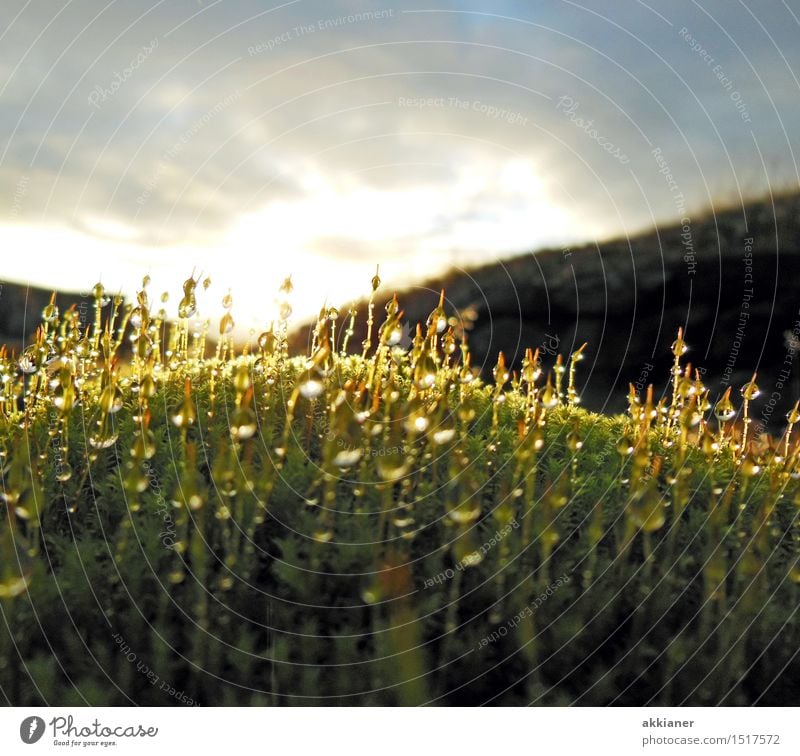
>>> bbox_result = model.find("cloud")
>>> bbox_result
[0,0,798,321]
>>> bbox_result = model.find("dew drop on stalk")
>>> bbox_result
[332,448,363,468]
[229,407,257,440]
[616,436,634,456]
[740,377,760,400]
[178,295,197,319]
[299,375,325,399]
[130,430,157,460]
[99,384,123,414]
[219,313,235,336]
[540,379,558,409]
[567,431,583,452]
[124,467,149,493]
[701,432,718,456]
[171,397,196,428]
[361,586,381,604]
[376,457,410,482]
[460,550,483,567]
[129,307,143,328]
[714,389,736,422]
[139,375,156,399]
[671,333,688,357]
[432,427,457,445]
[448,501,481,525]
[405,414,429,434]
[89,432,119,450]
[18,352,37,374]
[740,455,761,477]
[42,302,59,323]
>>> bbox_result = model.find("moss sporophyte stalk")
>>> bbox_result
[1,272,799,705]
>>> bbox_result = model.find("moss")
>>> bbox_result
[1,282,799,705]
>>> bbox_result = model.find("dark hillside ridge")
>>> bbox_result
[0,282,95,352]
[294,192,800,430]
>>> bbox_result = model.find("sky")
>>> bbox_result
[1,0,799,328]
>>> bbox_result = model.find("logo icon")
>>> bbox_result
[20,716,45,744]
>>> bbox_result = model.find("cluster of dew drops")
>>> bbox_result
[3,269,800,598]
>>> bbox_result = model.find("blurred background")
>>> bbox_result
[1,0,799,421]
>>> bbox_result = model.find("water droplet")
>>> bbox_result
[448,502,481,525]
[130,430,157,460]
[376,458,409,481]
[405,414,429,434]
[740,455,761,477]
[332,448,363,468]
[299,375,325,399]
[42,302,59,323]
[432,427,456,445]
[361,586,381,604]
[56,463,73,483]
[740,375,760,400]
[616,436,634,456]
[219,313,235,336]
[714,388,736,422]
[567,431,583,452]
[229,407,257,440]
[459,550,483,567]
[178,295,197,319]
[129,307,144,328]
[18,351,37,374]
[99,384,124,414]
[89,432,119,449]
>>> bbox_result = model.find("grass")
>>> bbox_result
[1,276,800,706]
